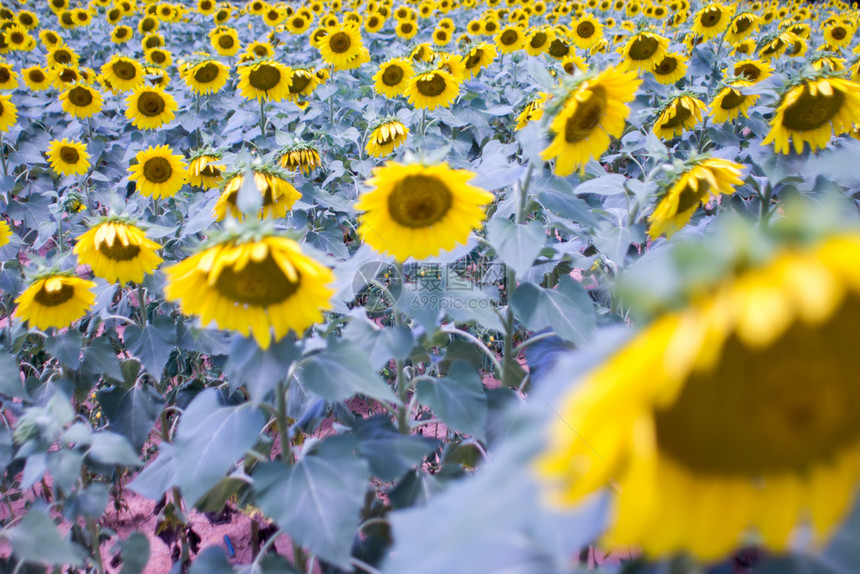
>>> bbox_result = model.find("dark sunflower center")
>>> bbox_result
[659,102,693,129]
[137,91,165,116]
[116,28,128,38]
[218,35,234,49]
[108,8,120,19]
[54,49,72,64]
[416,73,447,97]
[733,15,753,33]
[656,296,860,475]
[700,7,722,27]
[143,157,173,183]
[676,176,710,213]
[201,0,212,8]
[289,73,311,93]
[720,89,746,110]
[68,86,94,107]
[28,70,45,83]
[141,18,155,31]
[577,21,595,38]
[629,35,658,60]
[485,21,497,32]
[34,282,75,307]
[249,64,281,91]
[368,16,378,26]
[735,63,761,81]
[19,14,33,25]
[51,0,65,7]
[529,31,547,48]
[59,146,80,164]
[831,27,846,40]
[150,50,166,63]
[213,254,301,306]
[0,68,10,84]
[781,84,845,131]
[500,29,519,45]
[97,239,141,261]
[387,175,454,228]
[382,64,405,85]
[200,165,221,177]
[327,31,352,54]
[194,62,219,83]
[59,69,77,83]
[253,45,269,57]
[265,9,279,20]
[465,50,484,68]
[145,37,161,49]
[61,12,74,25]
[655,56,677,74]
[400,22,413,34]
[113,60,137,80]
[293,17,306,27]
[10,32,23,44]
[564,85,606,143]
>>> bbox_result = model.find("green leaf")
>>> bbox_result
[97,384,165,451]
[189,547,234,574]
[127,442,177,500]
[351,416,438,481]
[0,352,30,400]
[87,431,142,467]
[47,450,83,493]
[487,219,546,279]
[298,339,398,404]
[122,316,177,378]
[511,276,596,346]
[415,361,488,441]
[255,437,369,570]
[117,532,151,574]
[81,337,124,383]
[45,331,83,368]
[5,511,86,566]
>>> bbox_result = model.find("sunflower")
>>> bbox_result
[124,86,177,130]
[128,145,188,199]
[824,21,854,49]
[395,19,418,39]
[111,25,133,44]
[410,43,435,63]
[237,60,292,102]
[619,31,669,72]
[164,233,335,349]
[653,94,708,139]
[405,70,460,110]
[187,151,226,189]
[211,28,240,56]
[13,274,96,330]
[651,52,688,85]
[726,58,771,84]
[46,139,89,176]
[547,37,572,60]
[245,41,274,60]
[366,119,409,157]
[355,161,494,262]
[287,12,312,33]
[46,44,79,68]
[145,48,172,68]
[691,2,734,40]
[364,12,384,33]
[184,58,230,95]
[278,143,322,175]
[709,85,759,123]
[495,25,525,54]
[561,54,587,75]
[541,67,641,176]
[433,26,452,47]
[763,76,860,154]
[811,56,845,73]
[39,30,62,49]
[318,24,364,70]
[59,84,103,119]
[516,92,550,130]
[436,53,466,81]
[463,42,497,78]
[0,220,10,247]
[15,10,38,30]
[285,68,319,101]
[570,14,603,49]
[137,15,158,35]
[0,62,17,90]
[21,65,50,91]
[524,27,554,56]
[213,169,302,221]
[142,32,165,51]
[101,55,144,92]
[3,25,32,51]
[0,94,16,132]
[648,157,745,238]
[73,219,163,284]
[725,12,760,44]
[536,231,860,561]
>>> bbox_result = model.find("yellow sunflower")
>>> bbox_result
[365,119,409,157]
[73,219,163,284]
[648,157,745,238]
[541,67,642,176]
[59,84,103,119]
[0,62,16,90]
[46,139,89,176]
[516,92,550,130]
[725,12,760,44]
[824,21,854,49]
[653,94,708,139]
[318,24,364,70]
[237,60,292,102]
[524,27,555,56]
[101,55,144,92]
[46,44,79,68]
[287,12,312,34]
[213,170,302,221]
[726,58,771,84]
[211,28,240,56]
[709,85,759,123]
[373,58,413,97]
[145,48,172,68]
[0,94,14,132]
[651,52,688,85]
[691,2,734,40]
[395,19,418,39]
[536,231,860,561]
[111,25,133,44]
[763,76,860,154]
[278,144,322,175]
[570,13,603,49]
[125,86,177,129]
[405,70,460,110]
[187,152,226,189]
[619,31,669,72]
[731,39,756,56]
[285,68,319,101]
[464,42,497,78]
[436,53,466,81]
[128,145,188,199]
[164,233,335,350]
[183,59,230,95]
[13,274,96,330]
[355,161,494,262]
[495,25,525,54]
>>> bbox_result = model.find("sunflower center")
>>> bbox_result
[141,18,155,32]
[290,74,311,93]
[199,165,221,177]
[0,68,11,84]
[564,85,607,144]
[116,28,128,38]
[416,73,447,97]
[150,50,166,64]
[656,296,860,475]
[677,176,710,213]
[97,239,141,261]
[720,89,746,110]
[193,63,219,83]
[34,282,75,307]
[387,175,454,228]
[218,34,235,49]
[114,60,138,80]
[328,31,352,53]
[213,254,301,306]
[485,21,497,33]
[9,31,23,44]
[781,84,845,132]
[659,102,693,129]
[249,64,281,91]
[28,69,45,83]
[831,27,846,40]
[145,37,161,49]
[500,29,519,45]
[61,12,73,25]
[137,91,166,117]
[253,45,268,57]
[735,63,761,81]
[54,49,72,64]
[529,31,547,48]
[465,49,484,68]
[68,86,94,107]
[654,56,677,74]
[628,35,658,60]
[700,7,723,27]
[143,157,173,183]
[577,21,595,38]
[733,15,753,33]
[59,146,80,164]
[59,69,77,83]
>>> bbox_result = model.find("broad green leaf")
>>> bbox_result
[87,431,142,467]
[45,331,83,368]
[574,174,628,196]
[97,384,165,451]
[81,337,125,383]
[511,276,596,346]
[189,547,234,574]
[351,416,438,481]
[122,316,178,378]
[117,532,151,574]
[415,361,488,441]
[5,511,86,566]
[487,218,546,279]
[0,352,30,400]
[298,339,398,404]
[128,442,178,500]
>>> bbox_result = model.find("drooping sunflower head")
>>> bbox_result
[285,67,319,100]
[515,92,550,130]
[128,144,188,199]
[278,142,323,175]
[73,218,163,284]
[652,93,708,140]
[355,161,494,262]
[405,69,461,111]
[187,148,226,189]
[726,58,772,85]
[46,138,90,177]
[365,119,409,158]
[725,11,760,44]
[237,59,292,102]
[213,167,302,221]
[13,272,96,330]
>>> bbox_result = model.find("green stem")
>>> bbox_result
[0,133,7,177]
[87,518,105,574]
[328,65,335,125]
[56,215,64,253]
[259,98,268,137]
[276,379,292,464]
[137,283,147,326]
[420,107,427,138]
[516,164,534,224]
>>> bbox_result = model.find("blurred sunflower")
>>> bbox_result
[125,86,177,129]
[364,12,384,33]
[237,60,292,101]
[824,21,854,49]
[187,150,225,189]
[653,94,708,139]
[184,58,230,95]
[547,37,572,60]
[561,54,587,75]
[164,233,335,349]
[763,76,860,154]
[726,58,771,84]
[101,54,144,92]
[495,25,525,53]
[355,161,494,262]
[59,84,103,119]
[648,157,745,238]
[0,61,16,90]
[651,52,688,85]
[0,220,9,247]
[536,230,860,561]
[213,169,302,221]
[365,119,409,157]
[524,27,554,56]
[691,2,734,40]
[46,44,79,68]
[725,12,760,44]
[245,41,274,60]
[46,139,89,176]
[145,48,172,68]
[128,145,187,199]
[435,53,466,80]
[13,273,96,330]
[211,27,240,56]
[541,67,641,176]
[515,92,549,130]
[74,219,163,284]
[278,143,322,175]
[319,24,364,70]
[463,42,496,77]
[710,85,759,123]
[395,19,418,39]
[111,25,133,44]
[731,39,756,56]
[405,70,460,110]
[570,14,603,49]
[619,31,669,72]
[287,12,312,34]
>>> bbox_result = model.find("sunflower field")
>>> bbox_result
[3,0,860,572]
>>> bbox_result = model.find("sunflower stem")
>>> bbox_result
[420,108,427,138]
[56,214,64,254]
[276,379,293,465]
[87,116,95,142]
[258,98,268,137]
[516,164,534,224]
[0,133,6,177]
[328,65,335,125]
[137,283,147,325]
